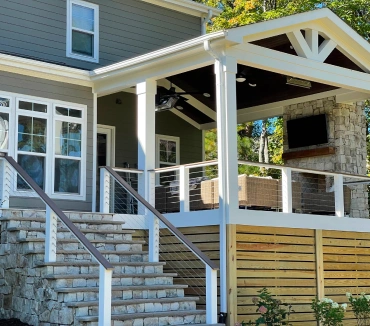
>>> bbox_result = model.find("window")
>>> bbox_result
[0,92,86,200]
[156,135,180,185]
[67,0,99,63]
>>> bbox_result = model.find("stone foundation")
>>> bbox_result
[283,96,369,217]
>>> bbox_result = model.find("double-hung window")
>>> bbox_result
[156,135,180,185]
[0,92,87,200]
[67,0,99,63]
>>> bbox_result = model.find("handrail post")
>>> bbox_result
[45,206,57,263]
[334,174,345,217]
[0,158,11,209]
[99,264,112,326]
[281,167,292,213]
[100,167,111,213]
[179,166,190,213]
[148,171,159,262]
[206,265,218,324]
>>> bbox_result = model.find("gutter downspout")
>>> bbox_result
[203,38,228,324]
[201,9,213,35]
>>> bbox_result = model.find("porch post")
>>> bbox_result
[215,56,239,321]
[136,80,159,262]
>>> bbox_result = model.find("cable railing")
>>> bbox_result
[100,166,219,323]
[0,153,113,326]
[146,159,370,218]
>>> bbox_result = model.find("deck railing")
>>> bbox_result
[0,153,113,326]
[149,159,370,218]
[100,166,219,323]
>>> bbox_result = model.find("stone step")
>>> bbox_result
[69,297,199,317]
[65,296,199,308]
[25,249,148,263]
[0,217,125,225]
[75,309,206,324]
[7,227,135,235]
[56,284,188,302]
[44,273,177,287]
[35,261,165,275]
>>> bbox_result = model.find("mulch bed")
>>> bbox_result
[0,319,31,325]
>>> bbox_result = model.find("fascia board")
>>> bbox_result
[141,0,222,17]
[91,32,226,80]
[0,53,92,87]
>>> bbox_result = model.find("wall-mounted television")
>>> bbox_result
[287,114,328,149]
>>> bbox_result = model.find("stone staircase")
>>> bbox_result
[0,209,208,326]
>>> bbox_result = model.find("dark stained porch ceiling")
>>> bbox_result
[162,33,364,126]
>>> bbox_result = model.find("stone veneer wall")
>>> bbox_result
[283,96,369,218]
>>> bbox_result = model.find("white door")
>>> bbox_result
[96,125,115,211]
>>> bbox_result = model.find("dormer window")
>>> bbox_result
[67,0,99,63]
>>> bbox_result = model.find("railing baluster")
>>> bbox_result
[45,206,57,263]
[100,167,111,213]
[334,174,345,217]
[148,171,159,262]
[179,165,190,213]
[99,264,113,326]
[0,158,11,209]
[206,265,218,324]
[281,167,293,213]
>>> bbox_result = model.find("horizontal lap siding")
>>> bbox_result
[236,225,317,326]
[323,230,370,325]
[1,0,201,70]
[0,71,94,211]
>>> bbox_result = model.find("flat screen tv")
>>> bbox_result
[287,114,328,149]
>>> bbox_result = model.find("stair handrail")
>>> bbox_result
[103,165,219,270]
[1,153,113,326]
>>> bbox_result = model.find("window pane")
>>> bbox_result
[72,30,93,56]
[0,113,9,149]
[69,123,82,140]
[19,101,47,113]
[32,135,46,153]
[72,4,94,31]
[55,121,81,157]
[54,159,80,194]
[18,116,47,153]
[68,140,81,157]
[56,107,82,118]
[17,154,45,190]
[18,116,32,134]
[0,97,10,107]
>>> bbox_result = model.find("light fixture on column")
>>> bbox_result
[236,72,246,83]
[236,68,257,87]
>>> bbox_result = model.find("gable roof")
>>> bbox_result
[141,0,222,17]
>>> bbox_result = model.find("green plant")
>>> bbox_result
[238,288,292,326]
[346,292,370,326]
[311,297,347,326]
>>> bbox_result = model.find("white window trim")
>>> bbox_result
[66,0,99,63]
[155,134,180,168]
[0,91,87,201]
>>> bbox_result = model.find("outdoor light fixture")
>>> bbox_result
[286,76,312,89]
[236,72,247,83]
[236,68,257,86]
[155,96,180,112]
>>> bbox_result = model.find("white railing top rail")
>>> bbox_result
[111,167,144,174]
[151,160,218,173]
[2,153,114,270]
[102,165,219,271]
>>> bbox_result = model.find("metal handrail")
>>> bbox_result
[2,153,113,270]
[103,166,219,271]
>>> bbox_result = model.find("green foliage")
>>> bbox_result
[346,292,370,326]
[240,288,292,326]
[311,297,347,326]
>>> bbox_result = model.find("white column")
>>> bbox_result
[281,167,292,213]
[0,159,11,209]
[179,165,190,213]
[45,206,57,263]
[100,168,111,213]
[334,174,345,217]
[206,265,218,324]
[98,264,113,326]
[137,80,159,262]
[215,56,238,314]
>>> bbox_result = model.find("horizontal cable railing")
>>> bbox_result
[150,159,370,218]
[100,166,219,323]
[0,153,113,325]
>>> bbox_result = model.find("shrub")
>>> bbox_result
[311,297,347,326]
[346,292,370,326]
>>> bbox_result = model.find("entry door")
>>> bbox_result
[96,125,115,211]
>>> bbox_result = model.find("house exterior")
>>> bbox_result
[3,1,370,325]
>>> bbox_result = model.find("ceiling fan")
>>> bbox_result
[155,86,210,112]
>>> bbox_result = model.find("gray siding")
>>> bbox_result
[0,0,201,70]
[0,71,94,211]
[97,92,203,168]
